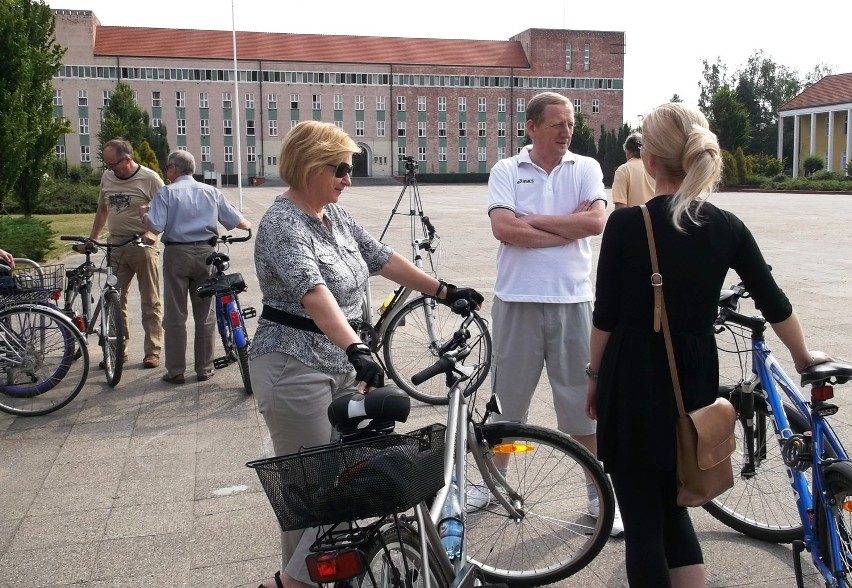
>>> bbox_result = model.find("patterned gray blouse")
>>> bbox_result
[251,196,393,373]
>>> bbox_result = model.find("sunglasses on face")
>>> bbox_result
[327,162,354,178]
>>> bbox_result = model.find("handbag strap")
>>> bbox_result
[640,205,686,418]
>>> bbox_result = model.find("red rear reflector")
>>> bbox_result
[51,291,61,301]
[73,315,85,331]
[230,310,240,327]
[306,550,364,583]
[221,295,232,304]
[812,385,834,402]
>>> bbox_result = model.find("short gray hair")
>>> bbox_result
[623,133,643,157]
[167,150,196,175]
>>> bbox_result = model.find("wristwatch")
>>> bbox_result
[585,363,599,380]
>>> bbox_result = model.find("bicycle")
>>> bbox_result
[60,234,142,387]
[196,229,255,394]
[0,261,90,416]
[357,162,491,406]
[249,301,614,587]
[706,278,852,587]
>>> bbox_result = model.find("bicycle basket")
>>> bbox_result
[247,423,445,531]
[0,264,65,306]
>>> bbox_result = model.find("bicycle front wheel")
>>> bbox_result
[0,304,89,416]
[102,290,124,387]
[382,296,491,405]
[464,423,613,587]
[351,524,448,588]
[703,391,810,543]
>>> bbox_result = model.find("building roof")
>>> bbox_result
[779,72,852,111]
[94,27,532,69]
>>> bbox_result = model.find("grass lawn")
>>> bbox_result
[37,213,96,261]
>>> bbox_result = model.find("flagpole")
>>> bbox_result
[231,0,244,210]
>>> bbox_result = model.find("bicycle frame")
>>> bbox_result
[214,286,249,349]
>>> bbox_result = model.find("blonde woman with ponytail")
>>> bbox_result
[585,103,828,587]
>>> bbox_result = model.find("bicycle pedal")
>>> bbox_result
[241,306,257,319]
[213,357,231,369]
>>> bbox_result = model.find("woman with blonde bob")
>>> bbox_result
[585,103,828,587]
[252,121,483,588]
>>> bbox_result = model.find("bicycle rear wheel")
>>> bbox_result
[235,343,253,395]
[703,389,810,543]
[102,290,124,387]
[819,461,852,583]
[383,296,491,405]
[0,304,89,416]
[464,423,613,587]
[350,524,448,588]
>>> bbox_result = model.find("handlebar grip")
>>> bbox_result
[223,229,252,243]
[411,356,453,385]
[422,216,436,237]
[60,236,87,241]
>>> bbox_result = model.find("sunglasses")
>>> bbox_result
[327,162,354,178]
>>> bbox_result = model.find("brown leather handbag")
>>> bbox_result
[640,205,736,507]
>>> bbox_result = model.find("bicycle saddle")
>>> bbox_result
[206,252,229,265]
[328,386,411,440]
[800,360,852,386]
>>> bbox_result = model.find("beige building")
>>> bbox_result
[52,9,625,182]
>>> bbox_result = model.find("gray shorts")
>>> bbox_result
[490,297,595,436]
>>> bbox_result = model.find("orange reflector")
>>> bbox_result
[306,550,363,583]
[843,500,852,513]
[492,442,535,454]
[812,385,834,402]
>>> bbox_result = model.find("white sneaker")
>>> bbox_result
[466,482,492,511]
[587,497,625,538]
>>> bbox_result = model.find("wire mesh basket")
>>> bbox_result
[247,423,445,531]
[0,264,65,306]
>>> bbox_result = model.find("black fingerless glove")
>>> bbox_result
[438,282,485,312]
[345,343,385,388]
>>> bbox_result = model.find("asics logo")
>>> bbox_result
[517,178,534,184]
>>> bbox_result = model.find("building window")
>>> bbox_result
[246,120,255,136]
[478,122,486,138]
[418,146,426,161]
[102,90,111,107]
[438,121,447,137]
[152,118,161,128]
[267,155,278,166]
[397,147,407,160]
[355,120,364,136]
[334,120,343,129]
[77,90,87,106]
[245,93,254,109]
[268,93,277,110]
[584,43,590,70]
[438,146,446,162]
[224,146,233,163]
[199,92,209,108]
[497,146,505,160]
[458,122,466,137]
[565,43,572,70]
[592,99,600,114]
[222,92,232,108]
[478,97,486,112]
[151,91,160,108]
[78,118,88,135]
[290,93,299,109]
[458,97,467,112]
[200,119,209,135]
[175,91,185,108]
[438,96,446,112]
[176,119,186,135]
[574,99,582,113]
[290,119,299,129]
[376,96,385,111]
[397,96,406,111]
[398,122,406,137]
[478,146,487,162]
[312,95,321,110]
[516,98,525,113]
[80,145,90,162]
[458,147,467,162]
[223,119,232,135]
[377,121,385,137]
[269,119,278,137]
[201,145,210,162]
[355,95,364,110]
[334,95,342,110]
[53,89,62,106]
[497,97,506,113]
[498,122,506,137]
[247,146,256,162]
[418,121,426,137]
[418,96,426,111]
[517,122,525,137]
[55,144,65,158]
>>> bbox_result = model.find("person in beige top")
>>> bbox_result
[85,138,164,369]
[611,133,655,208]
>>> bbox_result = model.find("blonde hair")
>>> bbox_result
[278,121,360,190]
[641,103,722,230]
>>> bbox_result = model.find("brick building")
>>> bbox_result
[51,9,625,182]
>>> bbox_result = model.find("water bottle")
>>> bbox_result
[438,476,463,561]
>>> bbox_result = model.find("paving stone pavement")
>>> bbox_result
[2,183,851,587]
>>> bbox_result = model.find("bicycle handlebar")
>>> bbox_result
[61,234,142,249]
[215,229,252,244]
[410,301,479,385]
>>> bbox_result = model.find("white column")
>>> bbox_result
[793,115,800,178]
[777,115,784,161]
[810,113,817,156]
[847,109,852,174]
[828,111,835,172]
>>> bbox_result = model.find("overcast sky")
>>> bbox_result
[49,0,851,127]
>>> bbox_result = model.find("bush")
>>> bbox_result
[847,159,852,176]
[3,179,99,215]
[721,150,738,186]
[0,216,56,262]
[750,153,784,177]
[733,148,749,184]
[811,170,847,182]
[802,155,825,176]
[742,175,769,186]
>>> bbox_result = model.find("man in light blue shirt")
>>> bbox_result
[142,150,251,384]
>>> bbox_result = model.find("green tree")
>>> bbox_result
[720,150,738,186]
[570,113,596,158]
[733,147,750,183]
[669,94,683,103]
[698,58,730,116]
[0,0,68,214]
[803,63,835,89]
[709,87,751,152]
[146,124,170,172]
[135,141,163,179]
[97,81,149,156]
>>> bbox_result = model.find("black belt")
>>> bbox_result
[261,305,360,334]
[164,237,217,247]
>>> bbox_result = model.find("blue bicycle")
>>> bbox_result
[196,230,255,395]
[707,279,852,587]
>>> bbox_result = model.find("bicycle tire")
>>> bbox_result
[236,343,253,395]
[102,290,124,387]
[464,422,613,587]
[347,524,448,588]
[382,296,491,405]
[0,304,89,416]
[219,302,238,363]
[703,391,810,543]
[818,461,852,583]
